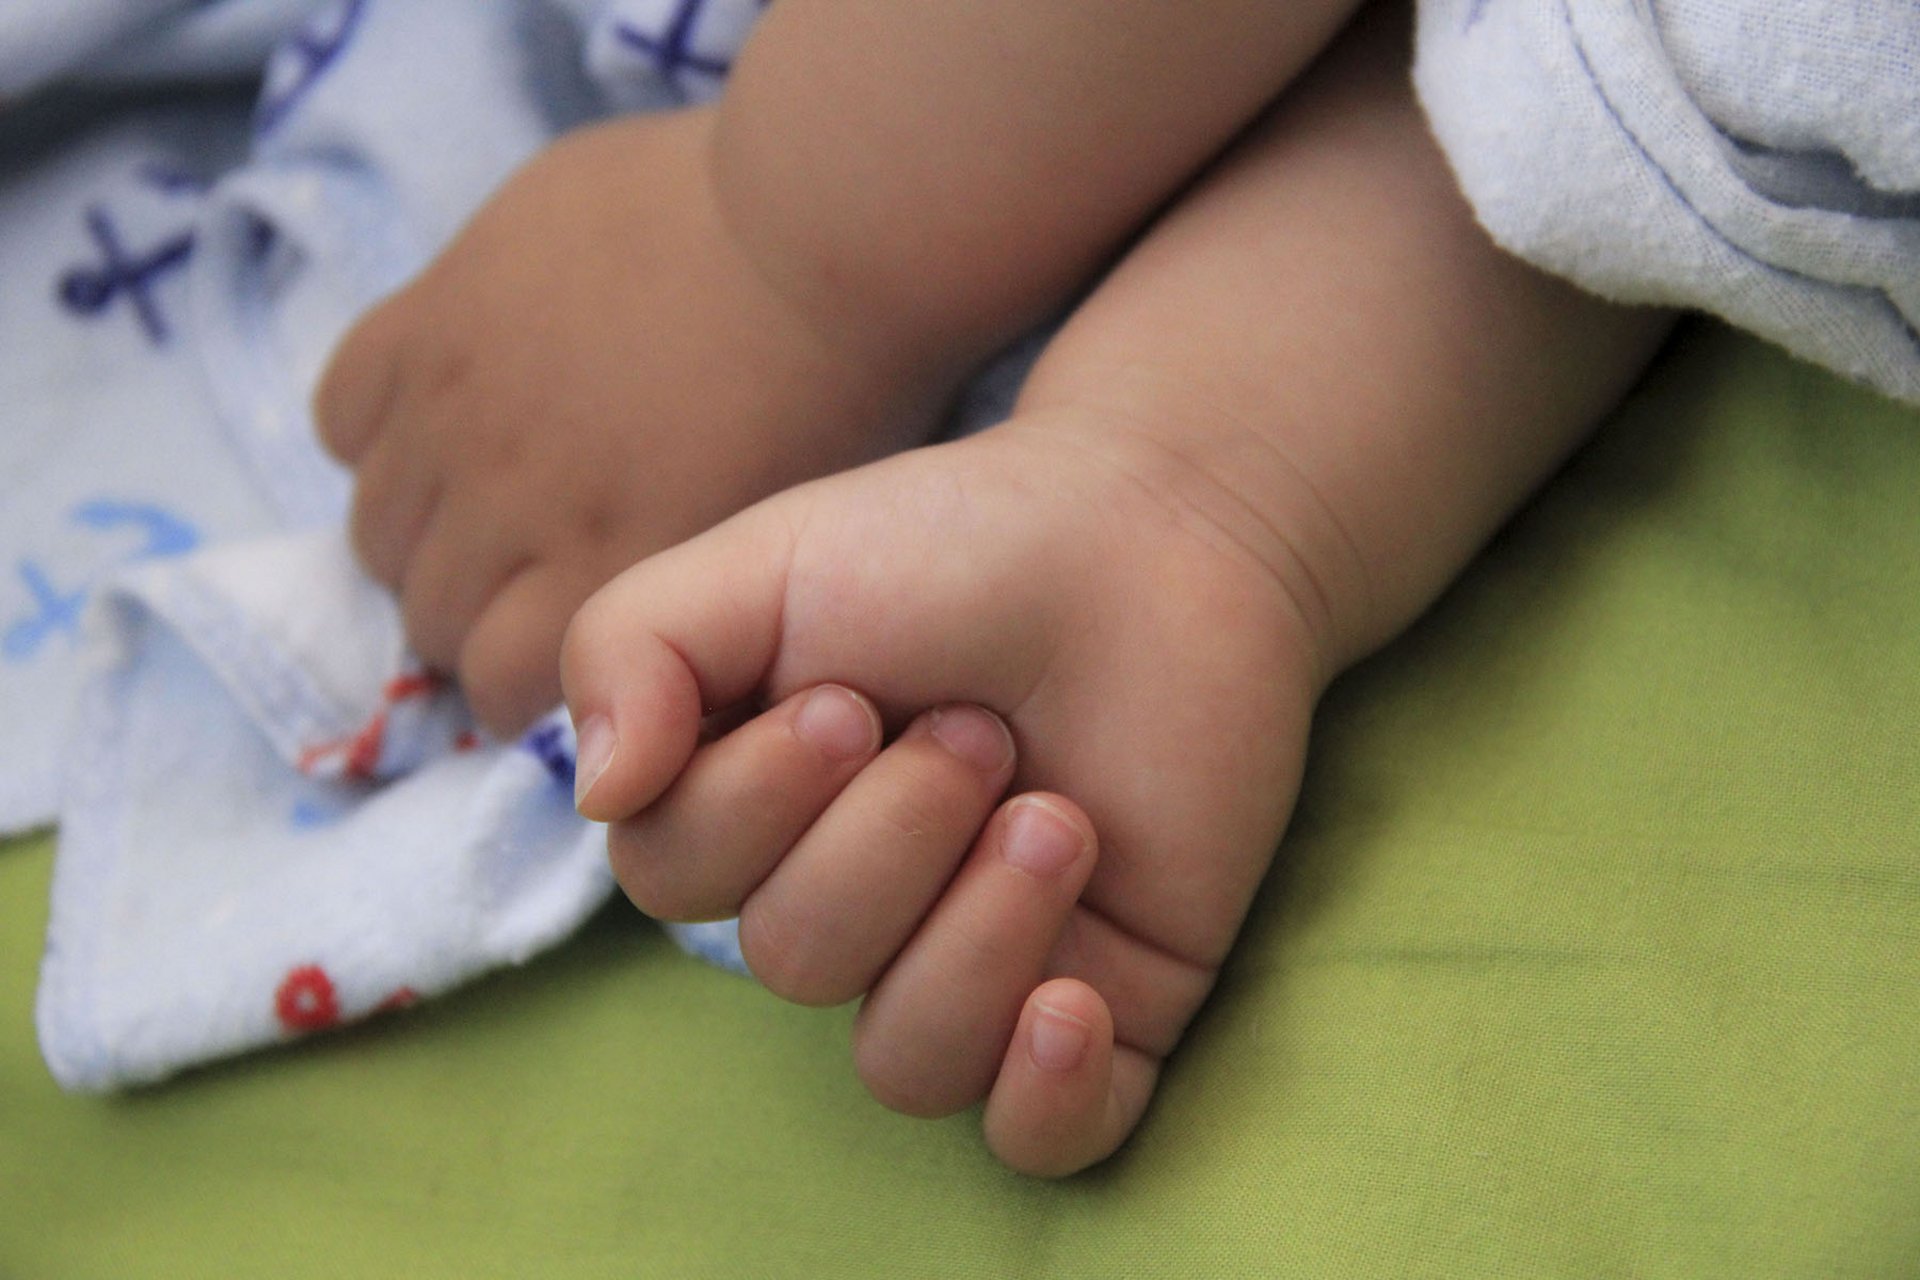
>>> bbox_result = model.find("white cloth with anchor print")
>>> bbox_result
[8,0,763,1090]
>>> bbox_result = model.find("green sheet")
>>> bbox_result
[5,320,1919,1276]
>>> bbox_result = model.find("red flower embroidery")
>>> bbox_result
[275,964,341,1033]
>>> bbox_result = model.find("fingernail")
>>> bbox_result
[573,713,615,809]
[793,685,879,761]
[1001,798,1086,878]
[928,705,1013,774]
[1029,1003,1091,1074]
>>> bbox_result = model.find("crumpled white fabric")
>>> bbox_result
[38,532,601,1089]
[18,0,761,1090]
[1414,0,1920,404]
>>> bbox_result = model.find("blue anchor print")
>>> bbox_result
[255,0,368,137]
[57,206,196,346]
[70,500,202,559]
[615,0,760,90]
[290,795,351,829]
[137,163,213,198]
[2,564,88,664]
[3,501,202,663]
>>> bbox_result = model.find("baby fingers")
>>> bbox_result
[850,794,1098,1119]
[604,683,887,925]
[982,978,1160,1178]
[736,703,1019,1007]
[613,696,1024,1010]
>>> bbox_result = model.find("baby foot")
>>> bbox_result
[314,107,950,733]
[561,406,1326,1175]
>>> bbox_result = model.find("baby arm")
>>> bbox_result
[314,0,1368,733]
[1009,8,1679,675]
[560,1,1673,1175]
[707,0,1370,369]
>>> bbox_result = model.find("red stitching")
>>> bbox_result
[295,670,443,777]
[342,711,387,779]
[383,672,440,702]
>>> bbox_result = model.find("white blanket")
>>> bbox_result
[1416,0,1920,404]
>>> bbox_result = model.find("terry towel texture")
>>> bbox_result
[15,0,760,1091]
[1415,0,1920,404]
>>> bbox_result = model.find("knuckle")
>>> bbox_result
[944,910,1012,975]
[314,301,405,453]
[312,363,363,446]
[414,339,475,404]
[342,460,419,589]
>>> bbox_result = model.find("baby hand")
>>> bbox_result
[314,109,936,732]
[562,414,1321,1174]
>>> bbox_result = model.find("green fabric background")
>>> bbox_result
[4,322,1919,1276]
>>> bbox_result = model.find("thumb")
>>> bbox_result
[560,498,799,821]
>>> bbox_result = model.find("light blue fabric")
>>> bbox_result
[191,0,605,526]
[39,531,622,1090]
[13,0,760,1091]
[3,0,721,832]
[1415,0,1920,404]
[0,0,194,96]
[0,98,276,831]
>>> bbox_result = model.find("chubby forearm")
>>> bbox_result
[1014,1,1675,675]
[709,0,1365,375]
